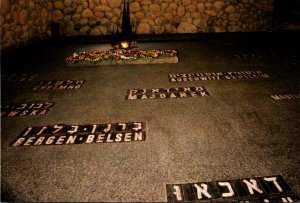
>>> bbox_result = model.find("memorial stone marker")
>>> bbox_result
[166,175,298,202]
[169,71,270,82]
[32,80,85,90]
[1,73,39,82]
[126,87,209,100]
[270,94,300,100]
[11,122,146,147]
[1,102,55,117]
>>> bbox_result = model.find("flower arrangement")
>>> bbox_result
[65,49,178,65]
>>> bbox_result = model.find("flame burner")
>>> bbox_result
[111,0,135,49]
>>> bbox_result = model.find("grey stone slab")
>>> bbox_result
[1,37,300,202]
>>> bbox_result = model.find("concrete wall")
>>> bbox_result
[1,0,275,51]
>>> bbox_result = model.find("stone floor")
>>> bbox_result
[1,32,300,202]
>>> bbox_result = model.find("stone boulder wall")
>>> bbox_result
[1,0,52,51]
[0,0,274,51]
[50,0,274,36]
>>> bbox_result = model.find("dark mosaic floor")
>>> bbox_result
[1,32,300,202]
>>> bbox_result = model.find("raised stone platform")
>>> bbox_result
[65,49,178,67]
[66,55,178,67]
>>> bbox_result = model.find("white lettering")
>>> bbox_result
[118,123,126,131]
[103,124,111,133]
[54,81,64,85]
[85,134,94,143]
[115,133,123,142]
[282,197,293,202]
[58,85,68,89]
[124,133,132,142]
[243,179,264,195]
[46,85,54,89]
[68,125,79,134]
[22,127,33,137]
[194,183,212,199]
[66,135,77,144]
[127,94,137,100]
[67,85,75,89]
[195,87,204,91]
[264,177,283,192]
[37,126,47,135]
[218,182,235,197]
[141,94,148,99]
[20,110,29,116]
[152,89,159,93]
[201,92,209,96]
[39,109,48,115]
[132,122,142,131]
[134,132,144,141]
[29,110,39,116]
[170,93,177,98]
[24,137,36,146]
[12,138,26,146]
[7,111,19,117]
[179,92,187,98]
[44,102,55,108]
[16,104,27,109]
[173,185,183,201]
[91,124,97,134]
[271,95,281,100]
[160,93,166,98]
[149,94,156,99]
[106,134,114,142]
[34,137,46,145]
[45,136,56,145]
[96,134,105,143]
[52,124,64,134]
[190,92,198,97]
[56,136,66,144]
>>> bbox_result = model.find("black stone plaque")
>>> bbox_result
[32,80,85,90]
[11,122,146,147]
[1,73,39,82]
[270,94,300,100]
[166,175,298,202]
[126,86,209,100]
[234,53,265,59]
[168,71,270,83]
[1,102,55,117]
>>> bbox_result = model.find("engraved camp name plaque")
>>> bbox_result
[11,122,146,147]
[1,102,55,117]
[126,86,209,100]
[166,175,298,202]
[270,94,300,100]
[32,80,85,90]
[1,73,39,82]
[169,71,270,82]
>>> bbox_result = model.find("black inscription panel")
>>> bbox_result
[11,122,146,147]
[169,71,270,82]
[126,87,209,100]
[166,175,299,202]
[270,94,300,100]
[32,80,85,90]
[1,73,39,82]
[1,102,55,117]
[234,53,267,59]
